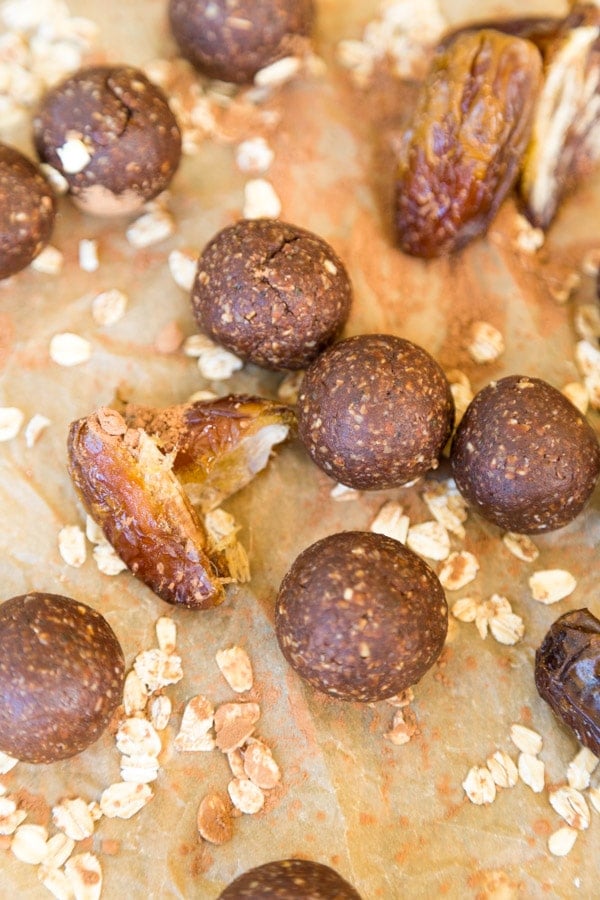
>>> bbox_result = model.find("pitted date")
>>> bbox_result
[535,608,600,755]
[393,29,542,257]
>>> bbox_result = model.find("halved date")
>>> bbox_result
[393,29,542,257]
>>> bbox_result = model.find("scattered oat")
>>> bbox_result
[49,332,92,367]
[78,238,99,272]
[0,406,24,441]
[451,596,478,624]
[243,178,281,219]
[406,520,450,561]
[510,724,543,757]
[462,766,496,805]
[197,791,234,845]
[254,55,301,88]
[445,370,473,428]
[562,382,589,416]
[529,569,577,605]
[155,616,176,655]
[31,244,63,274]
[92,540,128,576]
[235,136,274,175]
[589,786,600,814]
[214,702,261,753]
[243,738,281,789]
[64,852,102,900]
[486,750,518,789]
[168,248,197,291]
[185,333,244,380]
[11,823,48,864]
[467,321,505,364]
[116,717,161,758]
[227,748,246,779]
[120,754,160,784]
[122,670,148,718]
[384,707,418,746]
[277,369,304,405]
[370,500,409,544]
[133,648,183,692]
[99,783,153,820]
[489,611,525,646]
[548,826,578,857]
[502,532,539,563]
[42,832,75,870]
[52,798,95,842]
[518,752,545,793]
[148,694,172,733]
[24,413,51,447]
[228,777,265,814]
[567,747,598,791]
[438,551,479,591]
[549,786,590,830]
[0,800,26,836]
[216,646,253,694]
[574,303,600,342]
[56,136,91,173]
[92,288,128,327]
[174,695,215,752]
[57,524,86,568]
[126,208,175,248]
[85,515,105,545]
[39,163,69,194]
[0,750,18,774]
[421,480,468,539]
[330,482,360,501]
[38,865,74,900]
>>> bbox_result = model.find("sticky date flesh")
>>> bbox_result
[535,609,600,755]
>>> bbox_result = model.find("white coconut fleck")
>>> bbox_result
[235,136,274,174]
[92,288,128,326]
[56,136,91,173]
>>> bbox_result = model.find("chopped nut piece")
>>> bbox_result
[243,178,281,219]
[549,786,590,830]
[510,724,543,756]
[42,833,75,870]
[64,852,102,900]
[502,532,539,563]
[155,616,177,655]
[370,500,409,544]
[49,333,92,367]
[438,551,479,591]
[567,747,598,791]
[486,750,518,789]
[58,525,86,568]
[31,244,63,274]
[548,826,578,857]
[99,783,153,819]
[467,321,505,364]
[243,739,281,789]
[92,289,128,327]
[197,791,234,845]
[462,766,496,805]
[52,798,95,842]
[174,695,215,752]
[133,649,183,692]
[518,752,545,793]
[126,209,175,248]
[11,823,48,864]
[116,717,161,758]
[122,670,148,717]
[529,569,577,604]
[406,521,450,561]
[0,407,24,441]
[168,249,197,291]
[228,777,265,814]
[216,646,254,693]
[24,413,51,448]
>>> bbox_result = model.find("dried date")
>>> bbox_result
[393,29,542,257]
[535,608,600,755]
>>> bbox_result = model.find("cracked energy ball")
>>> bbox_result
[297,333,454,489]
[450,374,600,533]
[218,858,362,899]
[0,593,125,763]
[0,143,56,280]
[275,531,448,703]
[33,65,182,216]
[168,0,315,84]
[191,218,352,370]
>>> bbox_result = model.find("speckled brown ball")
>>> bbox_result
[0,143,56,279]
[0,593,125,763]
[33,65,182,216]
[192,218,352,370]
[169,0,315,84]
[297,333,454,489]
[275,531,448,702]
[450,374,600,533]
[218,859,363,899]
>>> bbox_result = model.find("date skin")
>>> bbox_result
[394,29,542,257]
[68,408,225,610]
[122,395,296,511]
[535,608,600,756]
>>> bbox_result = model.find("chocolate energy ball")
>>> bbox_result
[275,531,448,703]
[33,65,182,216]
[0,143,56,279]
[0,593,125,763]
[450,374,600,533]
[297,333,454,489]
[218,859,362,899]
[192,218,352,370]
[169,0,315,84]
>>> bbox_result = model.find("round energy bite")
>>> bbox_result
[218,858,362,899]
[0,593,125,763]
[297,333,454,489]
[275,532,448,702]
[450,374,600,533]
[33,65,182,216]
[0,143,56,279]
[169,0,315,84]
[192,218,352,370]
